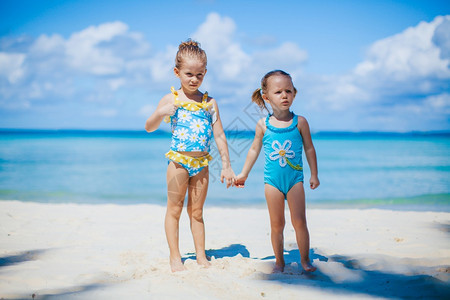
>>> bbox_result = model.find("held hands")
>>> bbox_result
[220,166,236,188]
[234,173,247,188]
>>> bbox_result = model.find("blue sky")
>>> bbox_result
[0,0,449,131]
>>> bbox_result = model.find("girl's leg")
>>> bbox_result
[187,166,210,267]
[264,184,286,272]
[165,161,189,272]
[286,182,316,272]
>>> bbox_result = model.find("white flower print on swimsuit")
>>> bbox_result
[177,142,187,151]
[268,139,302,171]
[269,140,295,167]
[190,119,205,134]
[198,135,208,147]
[189,133,199,143]
[174,128,189,141]
[178,110,192,123]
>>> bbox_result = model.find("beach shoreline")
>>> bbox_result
[1,200,449,299]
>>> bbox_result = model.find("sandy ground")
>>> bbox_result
[0,200,449,299]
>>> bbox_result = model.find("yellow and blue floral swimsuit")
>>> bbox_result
[164,87,216,177]
[263,113,303,198]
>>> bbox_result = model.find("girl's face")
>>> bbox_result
[263,75,296,111]
[174,59,207,94]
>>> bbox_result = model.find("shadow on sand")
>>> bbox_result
[0,249,108,300]
[0,249,48,268]
[260,249,450,299]
[182,243,250,262]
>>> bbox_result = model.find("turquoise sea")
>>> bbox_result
[0,130,449,211]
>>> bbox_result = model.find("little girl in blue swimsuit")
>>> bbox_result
[145,40,235,272]
[236,70,320,273]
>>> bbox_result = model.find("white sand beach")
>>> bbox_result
[1,200,449,299]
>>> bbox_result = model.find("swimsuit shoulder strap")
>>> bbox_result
[291,113,298,127]
[202,91,213,110]
[202,91,208,103]
[265,114,272,128]
[170,86,180,104]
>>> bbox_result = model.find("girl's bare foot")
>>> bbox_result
[273,263,285,273]
[170,258,186,272]
[197,256,211,268]
[301,260,316,272]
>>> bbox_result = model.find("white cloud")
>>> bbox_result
[0,52,26,84]
[301,15,450,131]
[425,93,450,112]
[24,22,136,77]
[0,21,154,105]
[65,22,128,75]
[303,74,369,112]
[433,18,450,59]
[354,15,450,87]
[30,34,65,54]
[193,12,236,53]
[193,13,251,80]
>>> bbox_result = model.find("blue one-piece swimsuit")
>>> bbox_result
[263,113,304,198]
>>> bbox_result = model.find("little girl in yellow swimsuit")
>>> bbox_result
[145,40,236,272]
[236,70,319,273]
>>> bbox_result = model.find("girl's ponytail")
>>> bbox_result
[251,88,268,112]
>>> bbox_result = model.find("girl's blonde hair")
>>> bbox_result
[175,39,207,69]
[251,70,297,112]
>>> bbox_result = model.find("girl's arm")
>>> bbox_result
[211,99,235,188]
[145,94,178,132]
[298,116,320,189]
[235,119,265,188]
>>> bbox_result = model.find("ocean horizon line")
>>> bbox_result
[1,128,449,138]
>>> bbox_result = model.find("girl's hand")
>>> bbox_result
[159,102,179,117]
[220,167,236,188]
[310,176,320,190]
[235,173,247,188]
